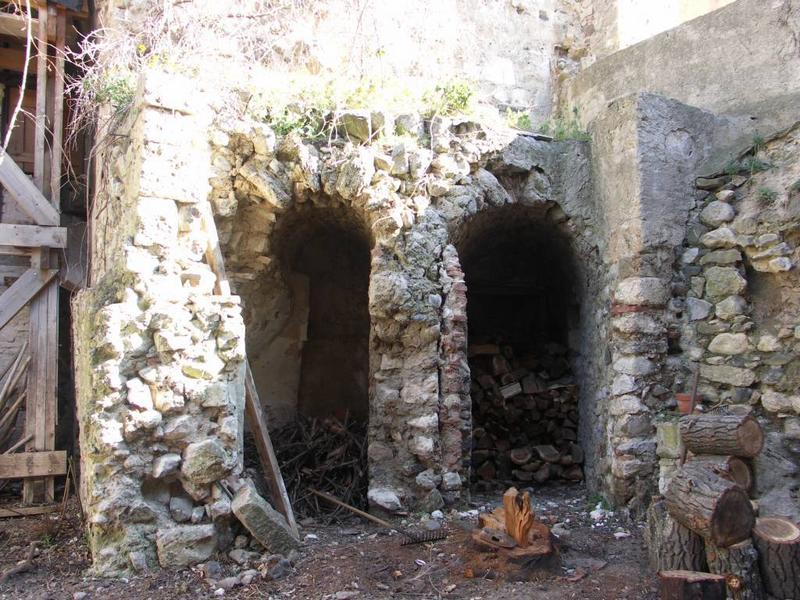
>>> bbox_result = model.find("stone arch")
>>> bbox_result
[226,200,374,427]
[445,195,601,489]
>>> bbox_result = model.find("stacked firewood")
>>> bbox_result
[647,412,800,600]
[469,342,583,487]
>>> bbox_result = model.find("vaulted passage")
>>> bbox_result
[272,208,372,423]
[457,205,584,489]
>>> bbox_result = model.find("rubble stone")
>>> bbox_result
[156,524,217,568]
[231,482,300,555]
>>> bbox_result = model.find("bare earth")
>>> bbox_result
[0,484,657,600]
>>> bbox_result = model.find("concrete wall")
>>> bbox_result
[577,0,736,61]
[564,0,800,134]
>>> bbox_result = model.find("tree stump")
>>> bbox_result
[659,570,727,600]
[665,464,754,547]
[686,456,753,493]
[706,539,764,600]
[471,488,559,581]
[752,517,800,599]
[645,498,707,572]
[503,487,533,547]
[679,414,763,458]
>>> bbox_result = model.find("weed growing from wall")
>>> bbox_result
[538,107,590,141]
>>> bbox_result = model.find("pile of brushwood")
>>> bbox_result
[263,414,368,521]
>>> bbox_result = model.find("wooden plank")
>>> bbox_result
[0,450,65,479]
[49,7,66,209]
[0,12,39,39]
[0,153,60,225]
[245,364,299,538]
[23,276,57,503]
[0,246,31,257]
[33,5,47,193]
[0,504,57,518]
[0,266,27,279]
[0,47,37,74]
[0,224,67,248]
[0,267,56,331]
[198,202,231,296]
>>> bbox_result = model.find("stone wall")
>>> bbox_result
[96,0,586,123]
[205,102,605,510]
[663,122,800,521]
[73,72,256,575]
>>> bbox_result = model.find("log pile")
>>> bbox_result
[468,342,583,487]
[469,487,559,581]
[650,410,800,600]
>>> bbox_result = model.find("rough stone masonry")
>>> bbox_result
[73,65,800,572]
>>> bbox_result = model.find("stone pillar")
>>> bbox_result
[436,244,470,504]
[74,71,247,575]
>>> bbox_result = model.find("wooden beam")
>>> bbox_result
[245,364,299,538]
[199,202,231,296]
[0,12,39,39]
[0,504,57,518]
[49,7,66,208]
[0,224,67,248]
[0,450,65,479]
[0,153,60,225]
[0,246,31,256]
[0,47,37,74]
[0,265,27,278]
[33,5,47,193]
[0,267,56,331]
[23,275,58,503]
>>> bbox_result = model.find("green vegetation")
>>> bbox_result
[505,108,533,131]
[538,107,590,141]
[85,71,136,113]
[245,75,478,140]
[757,186,778,204]
[751,134,765,154]
[789,179,800,194]
[741,155,773,174]
[421,79,475,117]
[587,493,610,511]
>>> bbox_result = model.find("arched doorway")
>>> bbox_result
[456,205,584,489]
[271,207,372,423]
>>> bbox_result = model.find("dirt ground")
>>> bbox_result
[0,483,657,600]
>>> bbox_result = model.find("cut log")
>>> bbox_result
[533,445,561,463]
[533,462,550,483]
[752,517,800,600]
[645,498,707,572]
[679,414,763,458]
[503,487,534,548]
[665,464,754,547]
[659,570,727,600]
[705,539,764,600]
[509,447,532,466]
[687,456,753,492]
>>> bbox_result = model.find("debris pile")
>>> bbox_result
[468,342,583,487]
[269,415,368,520]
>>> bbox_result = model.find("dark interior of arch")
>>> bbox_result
[458,205,578,353]
[456,204,584,487]
[273,207,372,423]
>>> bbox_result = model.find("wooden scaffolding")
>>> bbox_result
[0,0,88,510]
